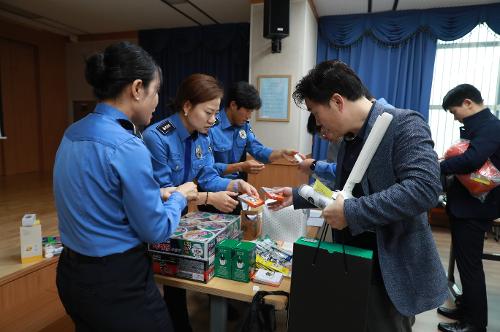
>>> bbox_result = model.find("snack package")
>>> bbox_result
[261,187,284,202]
[238,194,264,208]
[252,269,283,287]
[444,139,500,201]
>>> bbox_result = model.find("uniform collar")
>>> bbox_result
[94,102,130,122]
[219,108,236,129]
[93,102,140,136]
[170,112,198,141]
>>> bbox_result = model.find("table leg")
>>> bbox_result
[209,295,227,332]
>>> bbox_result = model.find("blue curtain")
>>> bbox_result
[312,2,500,161]
[318,32,437,119]
[139,23,249,123]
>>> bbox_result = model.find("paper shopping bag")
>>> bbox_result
[288,237,373,332]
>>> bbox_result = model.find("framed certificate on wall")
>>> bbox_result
[256,75,291,122]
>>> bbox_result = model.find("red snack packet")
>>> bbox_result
[238,194,265,208]
[260,187,284,202]
[444,139,500,200]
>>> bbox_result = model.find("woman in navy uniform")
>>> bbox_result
[143,74,258,212]
[53,42,197,331]
[143,73,258,331]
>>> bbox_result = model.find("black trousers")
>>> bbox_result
[450,215,492,328]
[366,282,414,332]
[164,203,242,332]
[57,245,173,332]
[164,286,192,332]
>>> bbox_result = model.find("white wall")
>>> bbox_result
[300,1,318,154]
[249,0,317,155]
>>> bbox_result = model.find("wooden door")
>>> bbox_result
[0,38,40,175]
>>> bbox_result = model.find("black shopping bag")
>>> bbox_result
[288,232,373,332]
[241,290,289,332]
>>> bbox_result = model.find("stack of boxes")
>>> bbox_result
[214,239,238,280]
[215,239,256,283]
[149,212,240,283]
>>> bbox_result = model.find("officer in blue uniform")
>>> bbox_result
[53,42,197,332]
[143,73,258,332]
[143,75,258,213]
[209,81,297,180]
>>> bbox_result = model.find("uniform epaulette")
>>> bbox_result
[156,120,176,135]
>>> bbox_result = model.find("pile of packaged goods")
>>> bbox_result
[254,237,292,277]
[42,236,63,258]
[148,212,240,283]
[215,239,256,283]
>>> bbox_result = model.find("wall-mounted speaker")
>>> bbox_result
[263,0,289,53]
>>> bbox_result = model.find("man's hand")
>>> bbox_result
[281,149,300,162]
[321,194,347,230]
[241,160,265,174]
[160,187,177,201]
[298,158,314,175]
[267,187,293,211]
[237,180,259,197]
[208,191,239,213]
[175,182,198,201]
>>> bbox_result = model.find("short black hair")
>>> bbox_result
[306,113,321,134]
[226,81,262,110]
[85,41,161,100]
[442,84,483,110]
[362,86,374,100]
[293,60,366,106]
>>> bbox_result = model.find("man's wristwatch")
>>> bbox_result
[310,160,317,171]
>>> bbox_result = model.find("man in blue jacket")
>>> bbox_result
[438,84,500,332]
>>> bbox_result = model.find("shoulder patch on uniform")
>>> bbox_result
[156,120,176,135]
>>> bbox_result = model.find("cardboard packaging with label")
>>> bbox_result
[232,241,256,282]
[20,214,43,264]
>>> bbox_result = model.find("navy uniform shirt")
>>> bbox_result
[53,103,187,257]
[314,161,337,182]
[208,109,272,179]
[143,112,231,191]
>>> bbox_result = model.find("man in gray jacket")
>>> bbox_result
[270,60,448,331]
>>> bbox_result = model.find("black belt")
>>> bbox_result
[62,244,146,264]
